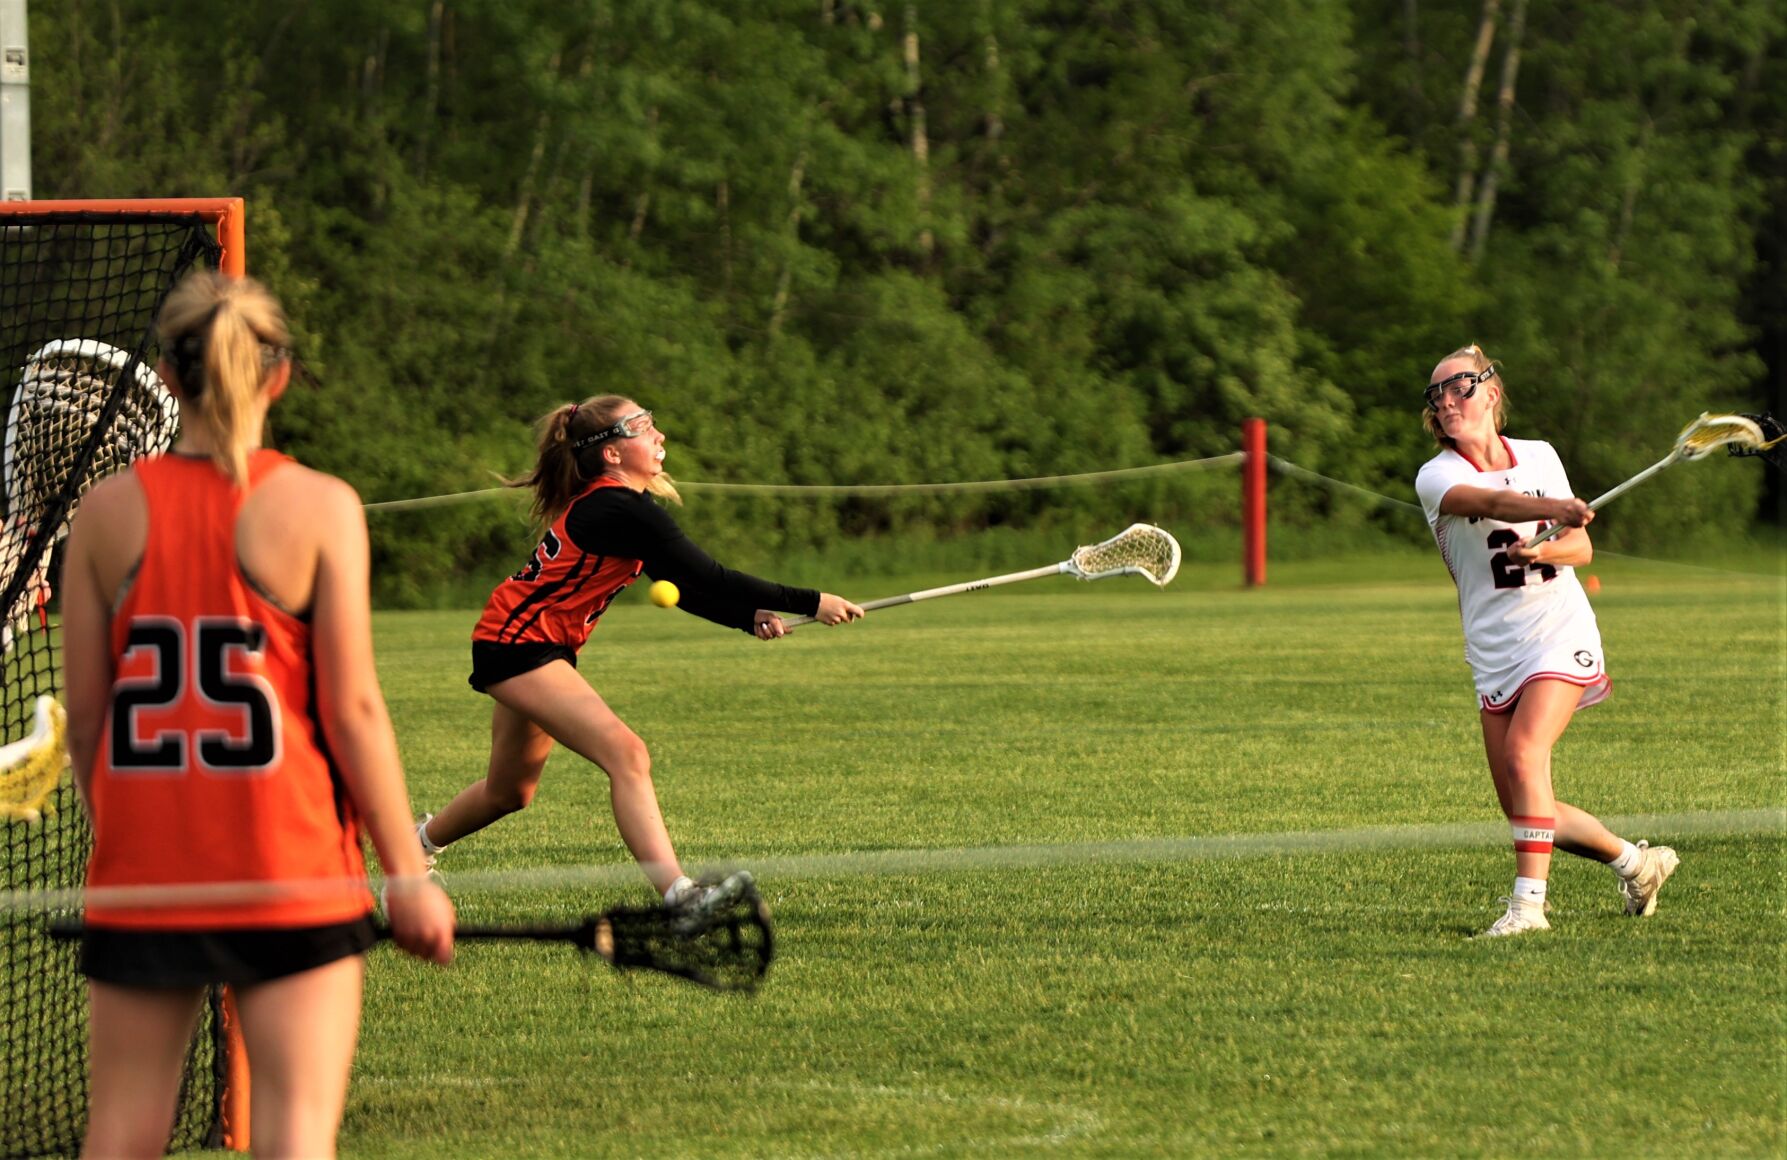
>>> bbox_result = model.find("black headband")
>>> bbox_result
[164,306,292,396]
[164,305,222,396]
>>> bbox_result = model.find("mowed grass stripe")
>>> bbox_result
[328,806,1779,900]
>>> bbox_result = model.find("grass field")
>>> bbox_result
[336,550,1782,1157]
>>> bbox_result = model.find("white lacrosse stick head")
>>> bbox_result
[1067,523,1182,587]
[1,340,177,643]
[1673,412,1768,461]
[5,339,177,514]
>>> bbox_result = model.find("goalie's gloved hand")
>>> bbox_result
[1728,412,1786,470]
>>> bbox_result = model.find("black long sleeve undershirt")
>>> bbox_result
[563,487,819,632]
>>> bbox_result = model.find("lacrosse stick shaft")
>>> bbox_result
[42,917,595,945]
[782,563,1068,628]
[379,922,585,944]
[1525,450,1676,547]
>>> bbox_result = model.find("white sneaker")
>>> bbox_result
[664,871,756,930]
[1478,897,1551,938]
[415,814,444,885]
[1618,841,1679,917]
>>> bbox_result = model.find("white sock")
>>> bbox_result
[417,816,445,854]
[1512,876,1548,907]
[664,875,694,903]
[1608,840,1643,879]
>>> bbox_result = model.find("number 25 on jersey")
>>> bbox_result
[111,616,283,773]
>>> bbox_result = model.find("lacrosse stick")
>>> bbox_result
[1,340,178,649]
[45,870,775,994]
[783,523,1181,628]
[0,696,67,823]
[1526,413,1780,548]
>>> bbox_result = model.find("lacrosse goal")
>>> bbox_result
[0,198,244,1158]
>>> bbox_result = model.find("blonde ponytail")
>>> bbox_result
[157,271,291,484]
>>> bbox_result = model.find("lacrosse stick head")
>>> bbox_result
[0,696,68,823]
[1673,412,1769,461]
[1066,523,1182,587]
[6,339,179,511]
[1,340,176,631]
[600,871,774,993]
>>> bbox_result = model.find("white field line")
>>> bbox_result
[2,807,1778,914]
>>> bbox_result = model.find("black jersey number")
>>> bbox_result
[111,618,282,772]
[1486,528,1558,589]
[511,529,563,583]
[585,565,645,626]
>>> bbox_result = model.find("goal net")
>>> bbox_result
[0,200,240,1157]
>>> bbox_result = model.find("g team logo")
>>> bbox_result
[1574,650,1594,669]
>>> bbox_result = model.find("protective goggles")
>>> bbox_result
[573,409,655,450]
[1424,366,1494,411]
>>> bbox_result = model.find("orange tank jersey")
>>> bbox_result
[473,476,643,648]
[84,451,371,931]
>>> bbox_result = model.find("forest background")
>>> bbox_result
[28,0,1786,604]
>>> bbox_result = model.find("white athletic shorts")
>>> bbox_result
[1475,639,1610,715]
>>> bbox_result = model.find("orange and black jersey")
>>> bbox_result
[85,451,371,932]
[474,478,820,649]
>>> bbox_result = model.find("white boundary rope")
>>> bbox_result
[361,449,1782,582]
[1266,454,1423,513]
[1264,455,1785,578]
[3,807,1777,914]
[361,453,1244,512]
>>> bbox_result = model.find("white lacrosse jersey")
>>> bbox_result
[1415,437,1606,710]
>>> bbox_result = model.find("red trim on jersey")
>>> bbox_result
[1434,520,1458,581]
[85,452,372,930]
[1455,436,1519,474]
[474,477,644,649]
[1480,672,1611,714]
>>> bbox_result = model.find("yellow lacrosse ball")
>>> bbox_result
[648,580,680,608]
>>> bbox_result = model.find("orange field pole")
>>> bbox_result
[215,197,248,1151]
[218,990,252,1150]
[1242,418,1267,587]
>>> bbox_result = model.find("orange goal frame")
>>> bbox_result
[0,197,245,278]
[0,195,252,1152]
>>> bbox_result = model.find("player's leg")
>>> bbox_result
[233,954,366,1159]
[82,983,207,1158]
[483,660,685,895]
[1476,680,1585,935]
[1552,801,1621,861]
[423,697,555,850]
[1482,679,1586,878]
[1487,686,1679,917]
[1559,803,1682,919]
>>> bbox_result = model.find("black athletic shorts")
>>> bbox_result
[469,639,578,693]
[80,916,378,988]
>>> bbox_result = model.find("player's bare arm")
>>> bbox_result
[58,472,148,806]
[1438,483,1593,527]
[1506,526,1591,568]
[308,477,454,963]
